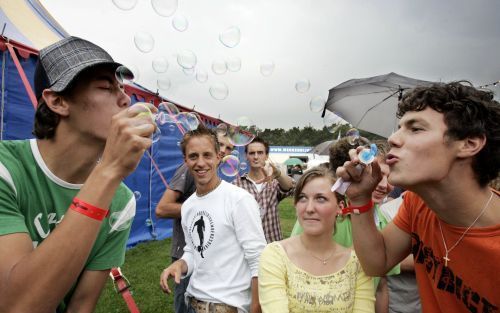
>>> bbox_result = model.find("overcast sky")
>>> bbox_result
[40,0,500,130]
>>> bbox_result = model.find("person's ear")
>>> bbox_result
[42,89,70,117]
[456,135,486,158]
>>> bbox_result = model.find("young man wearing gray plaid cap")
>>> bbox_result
[0,36,156,312]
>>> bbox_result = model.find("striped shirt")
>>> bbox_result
[233,174,294,243]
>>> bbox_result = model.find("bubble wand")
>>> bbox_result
[331,143,378,195]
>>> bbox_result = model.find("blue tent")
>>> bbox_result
[0,0,228,247]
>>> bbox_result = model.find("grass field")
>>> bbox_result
[95,197,296,313]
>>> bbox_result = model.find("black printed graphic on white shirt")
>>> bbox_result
[189,210,214,258]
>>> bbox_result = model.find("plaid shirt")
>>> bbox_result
[233,174,294,243]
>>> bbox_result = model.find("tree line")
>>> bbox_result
[254,124,384,147]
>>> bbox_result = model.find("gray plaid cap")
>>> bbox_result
[37,36,122,94]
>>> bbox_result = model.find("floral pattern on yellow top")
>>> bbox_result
[259,242,375,313]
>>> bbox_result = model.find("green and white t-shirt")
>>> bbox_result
[0,139,135,310]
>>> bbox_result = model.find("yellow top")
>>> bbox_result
[259,242,375,313]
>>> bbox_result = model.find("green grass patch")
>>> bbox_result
[278,197,297,238]
[95,197,297,313]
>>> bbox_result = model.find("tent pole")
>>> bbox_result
[6,42,37,109]
[1,51,5,140]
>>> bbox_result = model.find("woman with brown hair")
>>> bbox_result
[258,166,375,313]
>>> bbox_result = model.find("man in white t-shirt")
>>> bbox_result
[160,126,266,313]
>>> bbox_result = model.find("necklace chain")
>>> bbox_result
[300,236,336,265]
[438,191,494,267]
[196,179,221,197]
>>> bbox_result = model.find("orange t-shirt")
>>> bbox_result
[393,191,500,313]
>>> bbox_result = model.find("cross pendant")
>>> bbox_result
[322,261,327,265]
[443,254,450,267]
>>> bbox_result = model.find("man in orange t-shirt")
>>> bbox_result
[336,81,500,312]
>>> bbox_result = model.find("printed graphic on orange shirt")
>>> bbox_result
[411,233,498,313]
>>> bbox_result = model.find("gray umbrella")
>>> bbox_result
[324,72,434,138]
[308,140,337,156]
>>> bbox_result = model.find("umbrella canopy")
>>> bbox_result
[284,158,304,166]
[325,72,434,138]
[308,140,337,156]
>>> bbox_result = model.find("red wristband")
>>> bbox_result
[70,198,109,221]
[341,199,374,215]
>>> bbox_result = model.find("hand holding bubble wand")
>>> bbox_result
[331,130,378,195]
[115,66,205,237]
[116,66,199,189]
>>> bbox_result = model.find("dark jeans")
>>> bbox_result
[172,257,191,313]
[186,304,196,313]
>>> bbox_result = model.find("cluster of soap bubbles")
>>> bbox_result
[216,121,255,177]
[116,66,199,139]
[112,0,292,102]
[114,0,331,126]
[128,101,200,143]
[216,122,255,147]
[219,149,249,177]
[156,102,200,135]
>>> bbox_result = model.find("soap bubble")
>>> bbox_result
[227,125,255,146]
[323,111,348,134]
[151,0,178,17]
[309,96,326,113]
[226,56,241,72]
[112,0,137,10]
[158,102,180,116]
[196,69,208,83]
[219,26,241,48]
[183,68,195,76]
[209,82,229,100]
[152,57,169,73]
[109,208,134,232]
[346,128,360,145]
[115,66,134,84]
[176,112,200,131]
[133,191,141,200]
[216,123,228,135]
[239,161,248,171]
[295,79,310,93]
[236,116,254,128]
[177,50,197,69]
[157,78,171,91]
[220,155,240,177]
[128,64,140,81]
[134,31,154,53]
[212,58,227,75]
[130,102,162,143]
[172,14,188,32]
[230,150,240,157]
[260,60,275,77]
